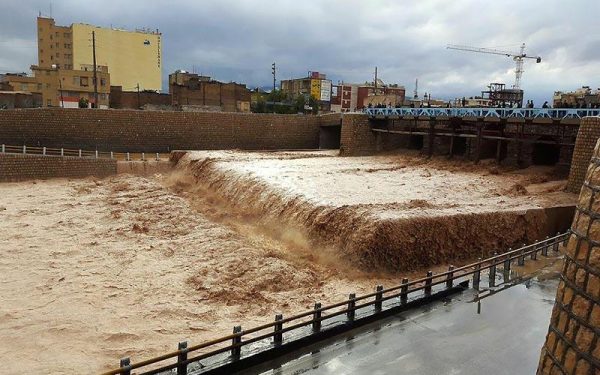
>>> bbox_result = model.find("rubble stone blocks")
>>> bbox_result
[567,117,600,193]
[537,138,600,374]
[0,153,117,182]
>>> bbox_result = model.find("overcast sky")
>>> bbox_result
[1,0,598,104]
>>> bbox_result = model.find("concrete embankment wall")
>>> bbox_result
[0,153,116,182]
[538,139,600,374]
[0,108,341,152]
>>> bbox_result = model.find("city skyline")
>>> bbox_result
[1,0,598,105]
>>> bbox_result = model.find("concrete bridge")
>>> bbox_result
[342,108,588,169]
[365,107,600,122]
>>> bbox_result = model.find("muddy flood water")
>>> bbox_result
[0,151,576,373]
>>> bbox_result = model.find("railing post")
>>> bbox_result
[518,244,526,266]
[119,357,131,375]
[347,293,356,321]
[156,152,160,161]
[78,149,82,158]
[503,249,511,281]
[312,303,321,331]
[375,285,383,312]
[1,144,4,153]
[531,243,537,260]
[110,151,114,159]
[177,341,188,375]
[231,325,242,359]
[126,152,130,161]
[274,314,283,345]
[553,232,560,252]
[563,233,568,246]
[42,146,46,155]
[425,271,433,296]
[60,148,64,157]
[142,152,145,161]
[95,150,98,159]
[446,265,454,288]
[542,236,549,256]
[22,145,26,154]
[473,258,481,289]
[489,253,497,287]
[400,278,409,303]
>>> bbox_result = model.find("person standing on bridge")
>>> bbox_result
[542,101,549,108]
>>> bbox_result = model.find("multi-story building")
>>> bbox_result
[1,67,110,108]
[330,82,405,112]
[37,16,162,91]
[168,71,251,112]
[553,86,600,108]
[32,65,110,108]
[280,72,332,111]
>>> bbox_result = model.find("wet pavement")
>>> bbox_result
[244,268,559,375]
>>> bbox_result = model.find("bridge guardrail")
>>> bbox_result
[364,107,600,120]
[101,232,570,375]
[0,144,166,162]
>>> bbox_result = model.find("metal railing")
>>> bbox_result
[0,144,165,162]
[364,107,600,120]
[101,231,570,375]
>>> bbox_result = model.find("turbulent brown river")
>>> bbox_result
[0,150,576,373]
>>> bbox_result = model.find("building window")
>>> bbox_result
[100,78,106,86]
[50,55,53,60]
[56,53,60,57]
[20,84,28,91]
[80,77,89,87]
[50,35,53,40]
[73,76,79,85]
[46,83,51,89]
[55,32,59,37]
[47,99,51,106]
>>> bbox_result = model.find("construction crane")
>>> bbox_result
[446,43,541,89]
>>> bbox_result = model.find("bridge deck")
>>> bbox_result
[364,107,600,121]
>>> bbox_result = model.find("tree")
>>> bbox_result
[78,97,89,109]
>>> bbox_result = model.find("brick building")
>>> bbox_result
[110,86,171,109]
[330,82,405,112]
[169,71,251,112]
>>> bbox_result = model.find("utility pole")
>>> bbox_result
[272,62,276,92]
[374,66,378,94]
[136,83,140,109]
[92,31,98,108]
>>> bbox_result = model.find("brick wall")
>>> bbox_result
[339,114,377,156]
[0,153,116,182]
[537,138,600,374]
[567,117,600,193]
[110,86,171,109]
[0,108,322,152]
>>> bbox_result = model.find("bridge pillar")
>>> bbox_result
[427,117,436,157]
[475,119,484,163]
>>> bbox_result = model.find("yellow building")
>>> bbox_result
[37,17,162,91]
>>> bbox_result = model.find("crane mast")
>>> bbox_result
[446,43,541,89]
